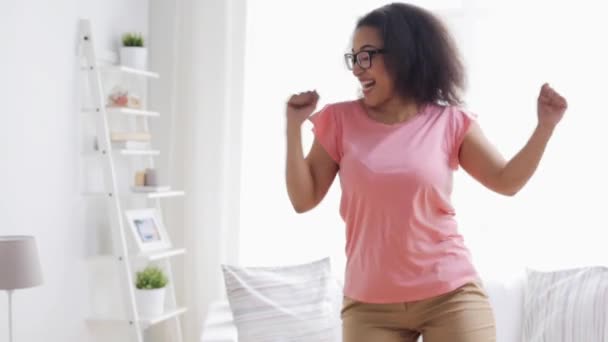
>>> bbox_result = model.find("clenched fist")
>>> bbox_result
[286,90,320,127]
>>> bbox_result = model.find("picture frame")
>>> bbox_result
[124,208,172,253]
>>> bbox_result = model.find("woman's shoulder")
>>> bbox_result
[429,103,477,120]
[312,99,362,123]
[321,99,361,113]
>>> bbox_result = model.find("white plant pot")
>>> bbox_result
[135,288,166,317]
[120,47,148,70]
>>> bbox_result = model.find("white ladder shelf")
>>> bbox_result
[78,19,185,342]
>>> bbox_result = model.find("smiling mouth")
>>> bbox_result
[361,80,376,94]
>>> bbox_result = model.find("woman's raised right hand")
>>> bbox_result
[286,90,319,127]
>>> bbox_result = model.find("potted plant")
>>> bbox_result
[135,265,168,316]
[120,32,147,70]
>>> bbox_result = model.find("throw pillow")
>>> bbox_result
[221,257,342,342]
[522,266,608,341]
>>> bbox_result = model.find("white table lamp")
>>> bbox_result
[0,236,43,342]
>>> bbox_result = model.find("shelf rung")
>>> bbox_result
[106,107,160,117]
[140,307,187,328]
[138,248,186,261]
[117,149,160,156]
[82,107,160,117]
[146,190,185,199]
[99,65,160,78]
[87,307,187,330]
[81,190,185,199]
[81,149,160,157]
[87,249,186,263]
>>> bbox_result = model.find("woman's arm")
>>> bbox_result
[286,129,339,213]
[460,122,553,196]
[285,91,339,213]
[459,83,568,196]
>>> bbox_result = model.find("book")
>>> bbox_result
[112,140,151,150]
[110,132,152,142]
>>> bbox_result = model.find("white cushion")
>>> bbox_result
[522,266,608,342]
[221,258,342,342]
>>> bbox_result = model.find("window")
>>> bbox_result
[239,1,608,280]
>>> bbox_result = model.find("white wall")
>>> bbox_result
[0,1,147,341]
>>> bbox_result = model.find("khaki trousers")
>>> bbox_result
[342,282,496,342]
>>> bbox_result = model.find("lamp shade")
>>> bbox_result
[0,236,43,290]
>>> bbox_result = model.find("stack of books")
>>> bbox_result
[110,132,151,150]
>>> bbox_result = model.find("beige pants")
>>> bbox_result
[341,282,496,342]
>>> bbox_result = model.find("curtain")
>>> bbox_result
[150,0,246,340]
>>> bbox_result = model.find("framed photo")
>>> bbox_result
[124,208,171,252]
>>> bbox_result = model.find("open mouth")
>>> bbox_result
[361,80,376,94]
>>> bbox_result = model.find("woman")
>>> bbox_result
[285,3,567,342]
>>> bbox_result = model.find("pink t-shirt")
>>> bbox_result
[309,99,479,303]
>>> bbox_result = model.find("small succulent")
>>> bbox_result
[122,32,144,47]
[135,266,168,290]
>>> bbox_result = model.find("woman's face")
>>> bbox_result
[350,26,395,108]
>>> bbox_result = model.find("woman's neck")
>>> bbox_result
[365,96,421,125]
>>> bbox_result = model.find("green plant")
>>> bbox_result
[135,266,168,290]
[122,32,144,47]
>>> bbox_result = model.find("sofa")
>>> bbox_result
[200,272,526,342]
[202,263,608,342]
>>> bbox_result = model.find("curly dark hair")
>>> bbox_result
[356,3,466,106]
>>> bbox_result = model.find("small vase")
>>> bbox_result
[120,47,148,70]
[135,287,166,316]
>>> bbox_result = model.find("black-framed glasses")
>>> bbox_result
[344,49,386,70]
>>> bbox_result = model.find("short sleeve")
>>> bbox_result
[448,107,477,169]
[308,104,342,163]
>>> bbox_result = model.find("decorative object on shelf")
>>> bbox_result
[133,168,169,191]
[108,86,128,107]
[144,168,158,186]
[127,94,142,108]
[107,86,143,109]
[120,32,147,70]
[124,209,171,252]
[0,236,43,342]
[134,171,146,186]
[135,265,168,316]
